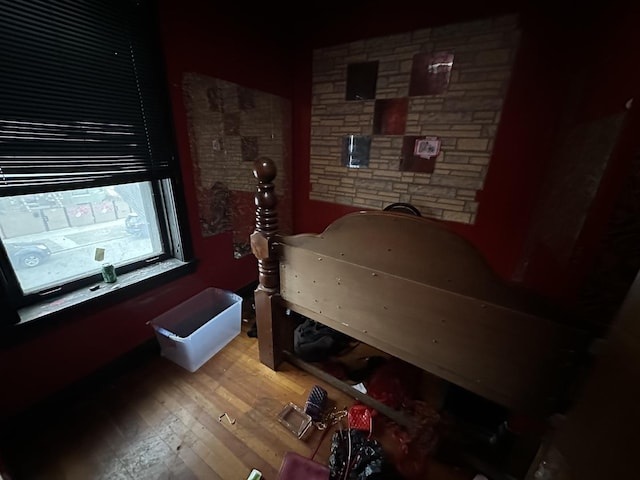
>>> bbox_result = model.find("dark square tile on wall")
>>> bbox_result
[400,136,437,173]
[342,135,372,168]
[241,136,259,161]
[346,61,379,101]
[238,86,255,110]
[206,85,223,111]
[409,52,454,96]
[223,112,241,135]
[373,98,409,135]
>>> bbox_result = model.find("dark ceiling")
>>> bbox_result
[213,0,613,48]
[214,0,525,47]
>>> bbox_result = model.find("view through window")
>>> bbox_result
[0,182,163,295]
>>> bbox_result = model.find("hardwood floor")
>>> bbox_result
[0,323,476,480]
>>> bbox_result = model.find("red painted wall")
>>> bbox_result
[450,7,579,281]
[0,0,291,421]
[520,3,640,302]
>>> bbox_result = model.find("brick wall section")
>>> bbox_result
[182,72,293,239]
[310,15,520,224]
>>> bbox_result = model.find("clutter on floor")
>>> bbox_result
[269,313,541,479]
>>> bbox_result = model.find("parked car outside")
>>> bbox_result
[124,213,149,238]
[5,242,52,268]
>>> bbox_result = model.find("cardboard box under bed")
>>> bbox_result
[151,287,242,372]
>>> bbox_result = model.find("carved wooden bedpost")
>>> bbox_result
[251,157,279,291]
[251,157,292,369]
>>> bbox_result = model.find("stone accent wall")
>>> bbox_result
[183,73,290,194]
[310,15,520,224]
[182,73,292,244]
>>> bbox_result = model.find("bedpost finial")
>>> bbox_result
[253,157,277,183]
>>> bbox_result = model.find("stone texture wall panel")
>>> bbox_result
[310,14,519,224]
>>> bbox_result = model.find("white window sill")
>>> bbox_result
[16,258,194,325]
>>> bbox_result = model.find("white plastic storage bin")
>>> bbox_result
[150,287,242,372]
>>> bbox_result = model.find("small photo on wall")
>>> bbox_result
[346,61,379,101]
[400,136,439,173]
[373,98,409,135]
[342,135,372,168]
[409,52,454,96]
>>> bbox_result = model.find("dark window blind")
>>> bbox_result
[0,0,176,196]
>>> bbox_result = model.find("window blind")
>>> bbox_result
[0,0,176,196]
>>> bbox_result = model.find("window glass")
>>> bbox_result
[0,181,163,295]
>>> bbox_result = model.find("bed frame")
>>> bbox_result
[250,158,585,418]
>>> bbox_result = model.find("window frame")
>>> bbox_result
[0,0,194,325]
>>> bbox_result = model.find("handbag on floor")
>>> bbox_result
[328,429,395,480]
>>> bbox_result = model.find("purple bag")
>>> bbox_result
[304,385,328,422]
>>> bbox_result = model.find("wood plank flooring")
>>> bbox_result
[0,323,476,480]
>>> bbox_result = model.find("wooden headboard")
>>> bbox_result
[251,158,585,415]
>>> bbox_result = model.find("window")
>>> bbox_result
[0,0,192,318]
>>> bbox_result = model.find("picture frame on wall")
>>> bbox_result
[409,52,454,96]
[341,135,372,168]
[345,61,379,101]
[373,98,409,135]
[400,136,439,173]
[414,137,441,159]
